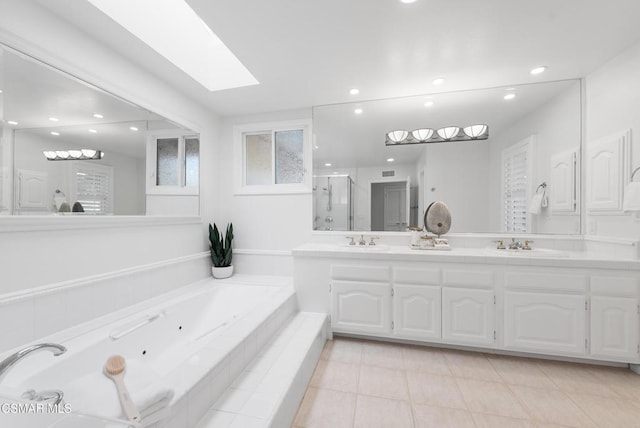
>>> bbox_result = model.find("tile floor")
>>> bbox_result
[292,337,640,427]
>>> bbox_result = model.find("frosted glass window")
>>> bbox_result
[185,137,199,187]
[245,133,272,185]
[156,137,179,186]
[275,130,304,184]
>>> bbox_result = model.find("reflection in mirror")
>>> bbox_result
[312,80,582,234]
[0,44,198,216]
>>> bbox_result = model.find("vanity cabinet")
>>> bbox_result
[504,291,586,355]
[442,288,495,346]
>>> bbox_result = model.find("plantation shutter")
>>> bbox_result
[502,142,530,233]
[75,165,113,214]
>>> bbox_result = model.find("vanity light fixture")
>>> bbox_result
[432,77,445,86]
[87,0,258,92]
[386,130,409,144]
[43,149,104,161]
[504,93,516,100]
[530,66,548,75]
[7,120,18,125]
[385,124,488,146]
[411,128,434,141]
[349,88,360,95]
[93,113,104,119]
[354,108,363,115]
[437,126,460,140]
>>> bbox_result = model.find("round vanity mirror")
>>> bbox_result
[424,201,451,236]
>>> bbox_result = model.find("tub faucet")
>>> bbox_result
[0,343,66,383]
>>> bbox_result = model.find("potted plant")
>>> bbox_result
[209,222,234,279]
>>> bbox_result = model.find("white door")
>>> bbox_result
[442,288,494,346]
[591,296,639,361]
[393,285,441,340]
[504,291,586,356]
[331,280,391,334]
[383,185,406,231]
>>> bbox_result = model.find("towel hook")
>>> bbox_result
[535,182,547,193]
[632,166,640,182]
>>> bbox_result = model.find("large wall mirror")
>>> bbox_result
[312,79,582,234]
[0,44,199,216]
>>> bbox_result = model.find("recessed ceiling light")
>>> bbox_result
[313,145,319,150]
[89,129,98,133]
[530,66,547,75]
[50,131,60,136]
[387,158,395,162]
[325,163,332,167]
[49,117,59,122]
[7,120,18,126]
[400,0,417,3]
[504,93,516,100]
[424,101,434,107]
[354,108,363,115]
[505,87,515,91]
[0,89,3,93]
[129,126,139,131]
[87,0,258,92]
[432,77,445,86]
[333,171,339,175]
[93,113,104,119]
[349,88,359,95]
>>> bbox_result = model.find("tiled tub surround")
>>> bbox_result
[293,240,640,368]
[0,275,300,427]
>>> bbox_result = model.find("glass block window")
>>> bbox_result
[156,137,179,186]
[235,120,310,194]
[245,133,273,185]
[185,137,200,188]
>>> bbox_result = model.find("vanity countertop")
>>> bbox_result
[292,242,640,270]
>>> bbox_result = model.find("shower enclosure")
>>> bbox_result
[313,175,354,230]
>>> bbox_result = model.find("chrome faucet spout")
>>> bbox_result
[0,343,66,383]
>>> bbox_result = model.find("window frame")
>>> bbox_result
[501,135,535,233]
[233,119,312,195]
[146,130,200,196]
[70,161,114,215]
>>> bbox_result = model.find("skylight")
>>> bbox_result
[87,0,259,92]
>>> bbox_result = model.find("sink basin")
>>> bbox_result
[339,244,391,252]
[485,248,569,258]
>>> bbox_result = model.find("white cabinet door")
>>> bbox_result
[331,280,391,334]
[587,130,629,213]
[394,285,441,340]
[442,288,494,346]
[591,296,639,361]
[550,149,577,213]
[504,291,586,356]
[17,169,48,211]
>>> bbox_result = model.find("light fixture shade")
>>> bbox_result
[623,182,640,212]
[56,150,70,159]
[437,126,460,140]
[68,150,83,159]
[82,149,97,158]
[463,124,488,139]
[411,128,434,142]
[386,130,409,143]
[43,151,57,160]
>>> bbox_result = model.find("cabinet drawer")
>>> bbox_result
[331,265,390,282]
[505,272,586,292]
[394,267,440,285]
[443,270,493,288]
[591,276,639,297]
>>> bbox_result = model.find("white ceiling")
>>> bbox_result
[37,0,640,117]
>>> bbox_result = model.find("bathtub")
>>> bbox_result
[0,276,297,426]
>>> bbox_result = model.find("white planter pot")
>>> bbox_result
[212,265,234,279]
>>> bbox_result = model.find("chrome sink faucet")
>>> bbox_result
[508,238,523,250]
[358,234,367,246]
[0,343,66,383]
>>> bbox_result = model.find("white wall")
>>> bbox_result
[488,83,582,234]
[585,39,640,238]
[0,1,217,292]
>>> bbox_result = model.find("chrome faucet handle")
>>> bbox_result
[523,239,534,250]
[369,236,380,246]
[359,234,367,245]
[345,236,356,245]
[493,239,505,250]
